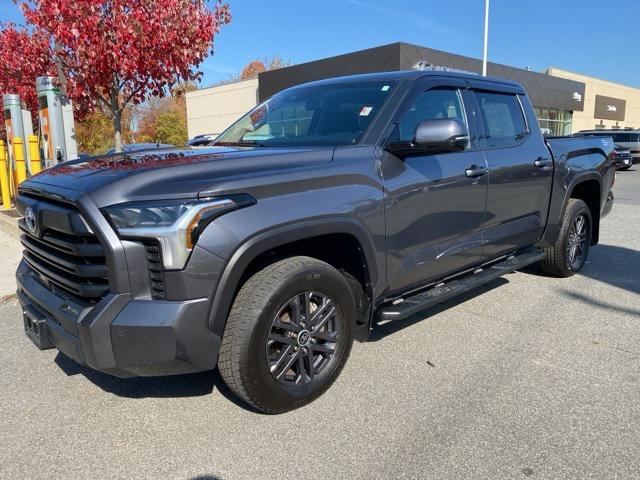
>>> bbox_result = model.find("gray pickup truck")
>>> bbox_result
[16,70,615,413]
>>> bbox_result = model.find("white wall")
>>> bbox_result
[186,78,259,138]
[547,67,640,132]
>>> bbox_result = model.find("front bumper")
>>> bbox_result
[17,260,221,377]
[614,156,633,168]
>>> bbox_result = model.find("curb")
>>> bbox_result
[0,210,19,238]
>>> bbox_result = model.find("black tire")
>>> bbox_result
[541,198,592,277]
[218,256,355,413]
[619,165,632,171]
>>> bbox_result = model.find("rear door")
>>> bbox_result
[380,77,489,293]
[471,86,553,258]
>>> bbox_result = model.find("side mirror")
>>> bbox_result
[387,118,470,158]
[414,118,469,148]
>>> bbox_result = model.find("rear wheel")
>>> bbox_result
[619,165,632,171]
[218,256,355,413]
[541,198,592,277]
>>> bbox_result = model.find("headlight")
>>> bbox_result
[102,194,255,270]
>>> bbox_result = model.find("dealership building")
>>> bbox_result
[186,42,640,138]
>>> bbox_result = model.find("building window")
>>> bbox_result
[534,108,572,136]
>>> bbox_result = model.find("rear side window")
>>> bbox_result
[612,133,630,142]
[475,91,526,148]
[612,133,640,143]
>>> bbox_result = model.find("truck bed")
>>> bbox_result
[545,135,614,162]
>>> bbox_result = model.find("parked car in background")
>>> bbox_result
[187,134,218,146]
[577,129,640,164]
[105,143,174,154]
[16,70,615,413]
[612,144,633,170]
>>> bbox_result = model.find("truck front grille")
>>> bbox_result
[144,240,166,299]
[18,196,110,303]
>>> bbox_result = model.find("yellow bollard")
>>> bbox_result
[0,140,11,209]
[13,137,27,185]
[28,135,41,175]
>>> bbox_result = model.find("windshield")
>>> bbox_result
[214,81,396,147]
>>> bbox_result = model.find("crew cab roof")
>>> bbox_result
[284,69,525,93]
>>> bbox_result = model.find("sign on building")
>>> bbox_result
[594,94,626,121]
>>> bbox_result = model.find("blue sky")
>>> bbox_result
[3,0,639,88]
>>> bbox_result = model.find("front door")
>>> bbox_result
[381,80,489,294]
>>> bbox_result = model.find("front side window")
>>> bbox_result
[214,81,396,147]
[476,91,527,148]
[398,88,466,142]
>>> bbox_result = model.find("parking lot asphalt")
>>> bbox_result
[0,226,22,298]
[1,169,639,480]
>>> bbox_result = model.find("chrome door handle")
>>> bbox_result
[465,165,488,178]
[534,157,552,168]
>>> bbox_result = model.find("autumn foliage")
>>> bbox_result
[241,61,267,80]
[75,107,135,154]
[0,24,54,116]
[1,0,230,152]
[238,56,291,81]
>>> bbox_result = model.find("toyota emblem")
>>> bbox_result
[24,207,37,234]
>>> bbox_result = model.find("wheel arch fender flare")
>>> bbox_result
[563,171,602,212]
[564,172,602,243]
[541,170,602,247]
[207,217,380,337]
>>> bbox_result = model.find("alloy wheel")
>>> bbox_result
[266,291,339,385]
[566,214,588,269]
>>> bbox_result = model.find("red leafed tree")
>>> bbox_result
[18,0,231,152]
[0,23,54,117]
[241,60,266,80]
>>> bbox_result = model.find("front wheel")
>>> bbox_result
[218,256,355,413]
[541,198,592,277]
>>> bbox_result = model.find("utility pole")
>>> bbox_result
[482,0,490,76]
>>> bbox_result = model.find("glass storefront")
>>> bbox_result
[534,108,572,136]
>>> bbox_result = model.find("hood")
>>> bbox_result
[22,146,335,207]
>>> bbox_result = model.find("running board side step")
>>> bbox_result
[377,249,545,322]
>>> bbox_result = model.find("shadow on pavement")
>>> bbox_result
[524,243,640,296]
[579,243,640,294]
[52,281,511,402]
[559,289,640,317]
[370,242,640,342]
[51,244,637,405]
[54,353,261,412]
[369,277,509,342]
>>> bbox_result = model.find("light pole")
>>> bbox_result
[482,0,489,76]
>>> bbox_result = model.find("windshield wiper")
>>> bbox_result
[214,141,268,147]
